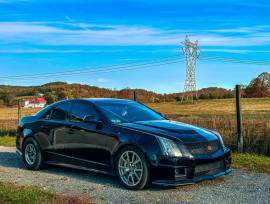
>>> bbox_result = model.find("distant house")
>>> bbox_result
[23,97,47,108]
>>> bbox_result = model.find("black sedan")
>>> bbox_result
[16,98,231,190]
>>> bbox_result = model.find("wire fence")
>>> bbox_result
[0,96,269,156]
[0,103,40,136]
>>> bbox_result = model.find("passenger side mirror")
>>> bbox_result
[83,115,99,123]
[83,115,103,129]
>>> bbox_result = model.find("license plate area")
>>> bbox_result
[195,161,224,176]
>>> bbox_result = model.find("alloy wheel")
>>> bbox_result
[25,143,37,165]
[118,150,143,187]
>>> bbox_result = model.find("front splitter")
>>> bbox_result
[152,168,232,187]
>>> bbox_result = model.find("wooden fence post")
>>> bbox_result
[17,99,21,124]
[133,90,137,101]
[235,85,243,153]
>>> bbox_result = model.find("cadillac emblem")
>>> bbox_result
[207,145,213,152]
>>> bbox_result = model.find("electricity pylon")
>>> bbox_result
[181,36,200,102]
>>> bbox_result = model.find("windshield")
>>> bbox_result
[96,101,165,123]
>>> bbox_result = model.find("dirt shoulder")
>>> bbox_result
[0,146,269,204]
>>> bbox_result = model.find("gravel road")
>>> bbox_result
[0,146,269,204]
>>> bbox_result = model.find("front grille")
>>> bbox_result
[185,140,220,155]
[195,161,224,177]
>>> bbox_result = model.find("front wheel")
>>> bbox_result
[116,146,150,190]
[22,138,44,170]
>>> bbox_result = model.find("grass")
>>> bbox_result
[147,98,270,116]
[0,107,39,120]
[0,136,15,147]
[232,152,270,174]
[0,181,90,204]
[0,107,39,135]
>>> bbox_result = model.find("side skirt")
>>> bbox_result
[45,161,114,176]
[45,151,115,176]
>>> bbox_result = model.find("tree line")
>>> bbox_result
[0,72,269,107]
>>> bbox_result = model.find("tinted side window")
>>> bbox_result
[70,101,98,122]
[50,102,71,121]
[42,110,52,120]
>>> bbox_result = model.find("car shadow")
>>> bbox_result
[0,150,181,191]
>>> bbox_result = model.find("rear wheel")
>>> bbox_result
[116,146,150,190]
[22,138,44,170]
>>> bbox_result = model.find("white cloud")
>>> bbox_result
[206,26,270,34]
[0,0,32,3]
[1,21,270,48]
[0,49,83,53]
[0,48,128,53]
[95,77,111,83]
[202,48,270,54]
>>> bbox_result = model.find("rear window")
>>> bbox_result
[39,101,71,121]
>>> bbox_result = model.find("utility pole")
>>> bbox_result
[181,36,200,102]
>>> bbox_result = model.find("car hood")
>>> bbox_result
[119,120,218,143]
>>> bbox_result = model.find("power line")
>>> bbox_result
[202,55,270,63]
[200,55,270,66]
[0,56,182,80]
[3,51,268,83]
[0,58,184,81]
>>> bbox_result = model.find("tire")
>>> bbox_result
[22,138,44,170]
[116,146,150,190]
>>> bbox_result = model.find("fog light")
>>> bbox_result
[224,158,231,169]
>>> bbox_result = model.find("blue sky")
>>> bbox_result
[0,0,270,93]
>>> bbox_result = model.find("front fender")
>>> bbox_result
[20,129,50,151]
[111,125,162,168]
[16,127,33,151]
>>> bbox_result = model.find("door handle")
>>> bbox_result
[68,128,74,134]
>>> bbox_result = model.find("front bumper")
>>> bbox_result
[151,148,232,186]
[152,168,232,186]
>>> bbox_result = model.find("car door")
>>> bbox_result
[38,101,72,156]
[63,100,113,169]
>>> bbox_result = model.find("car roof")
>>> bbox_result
[85,98,135,104]
[63,98,135,104]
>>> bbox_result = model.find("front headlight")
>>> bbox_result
[156,136,182,157]
[214,131,226,150]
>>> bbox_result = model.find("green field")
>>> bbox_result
[147,98,270,117]
[0,136,15,146]
[232,153,270,173]
[0,181,90,204]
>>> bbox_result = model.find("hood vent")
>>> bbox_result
[134,122,198,135]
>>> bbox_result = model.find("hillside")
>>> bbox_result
[0,72,269,106]
[0,82,164,106]
[0,82,235,107]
